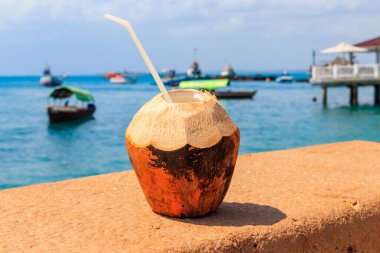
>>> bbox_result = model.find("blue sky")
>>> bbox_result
[0,0,379,75]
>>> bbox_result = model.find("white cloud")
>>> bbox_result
[0,0,378,37]
[262,0,361,12]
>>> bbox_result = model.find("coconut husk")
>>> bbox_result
[126,89,237,151]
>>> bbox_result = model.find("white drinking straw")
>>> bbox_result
[104,13,172,103]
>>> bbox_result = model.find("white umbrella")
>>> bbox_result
[321,42,368,53]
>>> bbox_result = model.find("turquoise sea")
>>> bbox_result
[1,73,380,190]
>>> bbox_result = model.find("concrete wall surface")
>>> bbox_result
[1,141,380,252]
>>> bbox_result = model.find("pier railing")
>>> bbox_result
[311,64,380,84]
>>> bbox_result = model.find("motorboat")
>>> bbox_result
[109,74,136,84]
[276,71,294,83]
[186,61,202,78]
[40,67,64,86]
[220,65,236,78]
[276,76,294,83]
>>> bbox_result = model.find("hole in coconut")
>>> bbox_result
[168,90,206,103]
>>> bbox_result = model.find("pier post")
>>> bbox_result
[322,86,327,106]
[350,85,358,106]
[375,85,380,105]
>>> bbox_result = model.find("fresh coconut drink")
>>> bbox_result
[105,14,240,218]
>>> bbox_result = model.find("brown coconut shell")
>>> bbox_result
[126,90,240,217]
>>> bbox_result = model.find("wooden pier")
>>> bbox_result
[311,64,380,106]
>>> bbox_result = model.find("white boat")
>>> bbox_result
[40,67,64,86]
[109,75,136,84]
[276,75,294,83]
[276,71,294,83]
[220,65,236,78]
[186,61,202,78]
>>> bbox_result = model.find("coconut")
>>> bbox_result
[126,89,240,217]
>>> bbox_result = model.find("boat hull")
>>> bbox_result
[109,77,136,84]
[47,106,96,123]
[214,90,257,99]
[276,76,294,83]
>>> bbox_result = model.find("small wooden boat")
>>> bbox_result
[47,86,96,123]
[214,90,257,99]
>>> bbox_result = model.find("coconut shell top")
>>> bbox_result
[126,89,237,151]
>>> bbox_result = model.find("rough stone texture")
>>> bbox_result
[1,141,380,252]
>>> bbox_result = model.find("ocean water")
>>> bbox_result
[1,74,380,190]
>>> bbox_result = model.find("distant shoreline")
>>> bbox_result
[0,70,310,78]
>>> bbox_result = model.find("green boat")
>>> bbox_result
[179,78,257,99]
[47,86,96,123]
[179,79,230,91]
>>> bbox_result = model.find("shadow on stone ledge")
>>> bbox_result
[173,202,287,227]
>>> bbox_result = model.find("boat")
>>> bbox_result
[40,67,64,86]
[276,76,294,83]
[214,90,257,99]
[186,61,202,78]
[179,79,230,90]
[220,65,237,78]
[109,74,136,84]
[179,79,257,99]
[46,86,96,123]
[276,71,294,83]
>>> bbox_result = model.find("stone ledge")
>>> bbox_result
[1,141,380,252]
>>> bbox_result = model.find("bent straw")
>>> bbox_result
[104,13,172,103]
